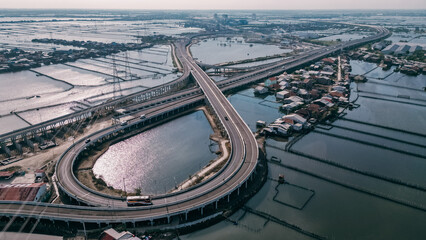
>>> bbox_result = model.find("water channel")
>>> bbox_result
[92,43,425,238]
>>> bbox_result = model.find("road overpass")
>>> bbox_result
[0,25,390,228]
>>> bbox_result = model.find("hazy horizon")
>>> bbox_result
[1,0,425,10]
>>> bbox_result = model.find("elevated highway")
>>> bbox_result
[0,25,390,227]
[0,43,192,146]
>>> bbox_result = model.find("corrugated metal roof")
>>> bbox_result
[0,183,46,201]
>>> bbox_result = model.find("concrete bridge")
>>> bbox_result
[0,24,390,231]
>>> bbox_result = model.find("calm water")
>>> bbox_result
[183,60,426,239]
[0,114,30,135]
[93,111,217,194]
[227,88,284,132]
[0,18,201,50]
[0,46,178,127]
[0,70,71,101]
[318,33,369,41]
[191,37,291,65]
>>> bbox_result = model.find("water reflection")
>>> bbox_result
[93,111,217,194]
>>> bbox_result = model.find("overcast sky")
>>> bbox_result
[1,0,425,10]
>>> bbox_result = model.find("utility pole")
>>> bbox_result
[124,51,133,80]
[112,55,122,98]
[123,178,127,197]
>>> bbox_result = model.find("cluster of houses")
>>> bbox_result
[0,39,151,73]
[349,47,426,76]
[255,57,352,137]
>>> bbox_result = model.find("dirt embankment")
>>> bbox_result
[172,106,230,191]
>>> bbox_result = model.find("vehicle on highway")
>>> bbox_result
[224,116,229,121]
[126,196,152,206]
[140,114,146,119]
[120,121,128,126]
[85,139,91,143]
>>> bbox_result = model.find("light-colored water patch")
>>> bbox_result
[191,37,291,65]
[0,114,30,135]
[93,111,217,194]
[0,71,71,101]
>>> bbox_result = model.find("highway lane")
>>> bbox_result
[57,94,207,207]
[0,25,390,224]
[55,24,391,209]
[0,43,191,144]
[0,40,260,223]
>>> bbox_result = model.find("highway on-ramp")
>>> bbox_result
[0,25,390,225]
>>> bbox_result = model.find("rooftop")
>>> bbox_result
[0,183,46,201]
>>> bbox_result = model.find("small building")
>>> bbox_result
[283,114,307,125]
[0,183,48,202]
[309,89,321,99]
[308,70,320,76]
[297,89,309,98]
[254,86,268,95]
[99,228,141,240]
[320,71,334,77]
[307,103,323,117]
[281,101,303,112]
[313,98,335,108]
[264,77,278,87]
[276,90,291,100]
[283,96,303,104]
[317,76,333,85]
[279,81,290,89]
[303,79,314,89]
[329,91,344,98]
[295,108,310,119]
[268,123,292,136]
[322,58,335,65]
[332,85,347,93]
[256,120,266,128]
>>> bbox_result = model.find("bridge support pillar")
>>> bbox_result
[132,221,135,228]
[167,216,170,224]
[150,220,154,226]
[82,221,86,237]
[227,194,230,202]
[185,211,188,221]
[201,207,204,216]
[215,201,218,209]
[237,187,240,196]
[245,181,248,188]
